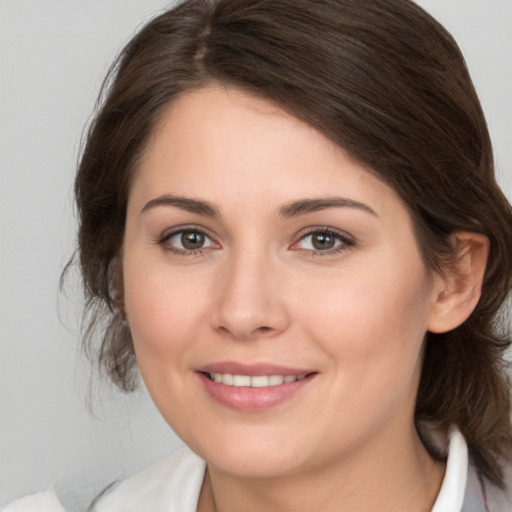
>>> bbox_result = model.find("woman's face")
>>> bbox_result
[123,85,441,478]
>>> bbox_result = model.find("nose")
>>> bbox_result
[210,251,290,341]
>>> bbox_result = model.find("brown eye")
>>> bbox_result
[293,229,354,254]
[311,232,336,250]
[181,230,205,250]
[161,228,216,254]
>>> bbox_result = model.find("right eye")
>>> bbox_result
[159,228,217,255]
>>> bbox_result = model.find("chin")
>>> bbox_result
[208,451,302,479]
[188,428,308,478]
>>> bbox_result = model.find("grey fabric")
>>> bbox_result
[462,463,512,512]
[462,465,488,512]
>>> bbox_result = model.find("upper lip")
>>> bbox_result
[196,362,315,377]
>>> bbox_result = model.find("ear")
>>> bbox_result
[112,254,127,321]
[427,232,489,334]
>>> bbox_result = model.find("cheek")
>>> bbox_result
[296,261,432,394]
[122,254,209,366]
[122,256,215,427]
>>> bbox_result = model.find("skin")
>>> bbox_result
[122,84,461,511]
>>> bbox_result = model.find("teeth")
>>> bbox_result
[268,375,284,385]
[208,373,307,387]
[251,376,269,387]
[222,374,233,385]
[233,375,251,387]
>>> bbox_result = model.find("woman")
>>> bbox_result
[72,0,512,510]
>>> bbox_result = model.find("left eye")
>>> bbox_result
[295,230,349,251]
[164,229,215,251]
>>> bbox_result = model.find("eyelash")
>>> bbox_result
[157,226,355,257]
[157,226,216,257]
[293,227,355,256]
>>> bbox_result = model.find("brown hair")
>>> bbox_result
[71,0,512,487]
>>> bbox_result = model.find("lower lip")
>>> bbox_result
[197,372,316,412]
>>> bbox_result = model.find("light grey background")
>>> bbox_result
[1,1,511,511]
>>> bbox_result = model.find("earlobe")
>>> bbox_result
[427,232,489,334]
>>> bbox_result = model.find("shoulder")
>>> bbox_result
[463,455,512,512]
[93,446,206,512]
[486,461,512,512]
[427,425,512,512]
[0,487,67,512]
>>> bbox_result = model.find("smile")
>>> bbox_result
[197,365,317,411]
[206,373,308,387]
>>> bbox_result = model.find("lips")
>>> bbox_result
[197,362,313,376]
[196,362,317,411]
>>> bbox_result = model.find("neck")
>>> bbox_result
[197,422,445,512]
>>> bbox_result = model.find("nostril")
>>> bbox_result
[254,326,273,335]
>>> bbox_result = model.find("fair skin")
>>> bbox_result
[122,85,488,512]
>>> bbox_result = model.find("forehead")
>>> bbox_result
[130,85,406,222]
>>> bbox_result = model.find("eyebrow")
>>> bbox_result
[141,194,220,217]
[278,197,378,218]
[140,194,377,219]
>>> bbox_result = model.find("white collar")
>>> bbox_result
[431,426,468,512]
